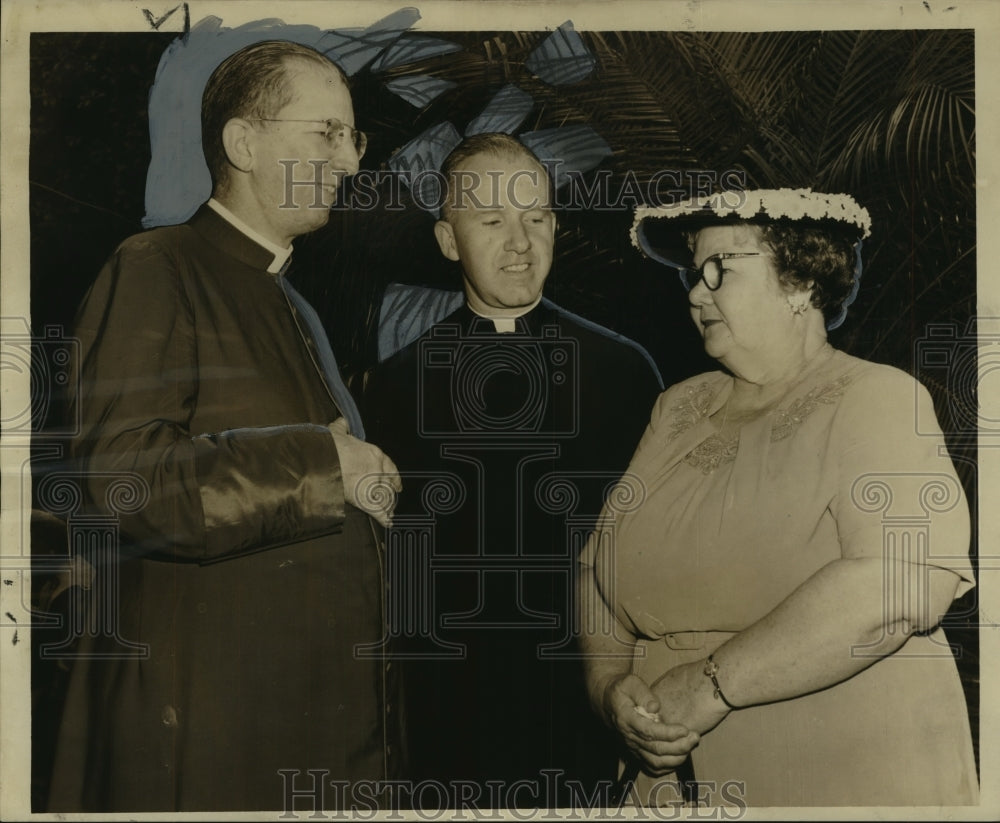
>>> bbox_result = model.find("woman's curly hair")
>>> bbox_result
[758,220,859,326]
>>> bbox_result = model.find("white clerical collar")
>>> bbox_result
[467,297,542,333]
[207,198,292,274]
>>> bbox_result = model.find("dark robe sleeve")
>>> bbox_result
[589,336,665,474]
[69,236,347,562]
[627,348,666,453]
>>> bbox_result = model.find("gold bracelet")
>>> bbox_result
[703,655,740,709]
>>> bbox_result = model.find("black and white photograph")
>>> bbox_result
[1,0,997,818]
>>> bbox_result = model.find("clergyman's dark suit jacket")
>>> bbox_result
[364,297,662,807]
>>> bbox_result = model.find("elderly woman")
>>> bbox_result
[579,189,978,807]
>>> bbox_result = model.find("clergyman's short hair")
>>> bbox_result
[439,133,551,220]
[201,40,346,191]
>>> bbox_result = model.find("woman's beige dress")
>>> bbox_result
[585,347,978,807]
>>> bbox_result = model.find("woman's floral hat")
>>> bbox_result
[631,187,872,330]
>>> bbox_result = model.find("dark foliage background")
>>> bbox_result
[28,27,978,805]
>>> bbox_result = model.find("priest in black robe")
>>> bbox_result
[363,134,663,808]
[47,41,401,812]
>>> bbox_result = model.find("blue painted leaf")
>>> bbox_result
[377,283,464,362]
[387,122,463,211]
[519,124,612,189]
[465,85,535,136]
[525,21,597,85]
[319,7,421,76]
[370,35,462,73]
[385,75,457,108]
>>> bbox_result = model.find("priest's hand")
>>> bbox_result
[328,417,402,527]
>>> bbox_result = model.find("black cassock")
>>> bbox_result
[364,301,662,807]
[46,206,398,812]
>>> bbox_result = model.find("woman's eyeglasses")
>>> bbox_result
[680,252,762,291]
[249,118,368,157]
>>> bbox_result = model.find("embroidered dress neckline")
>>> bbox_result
[670,347,852,474]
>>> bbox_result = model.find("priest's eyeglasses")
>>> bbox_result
[249,118,368,158]
[681,252,762,291]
